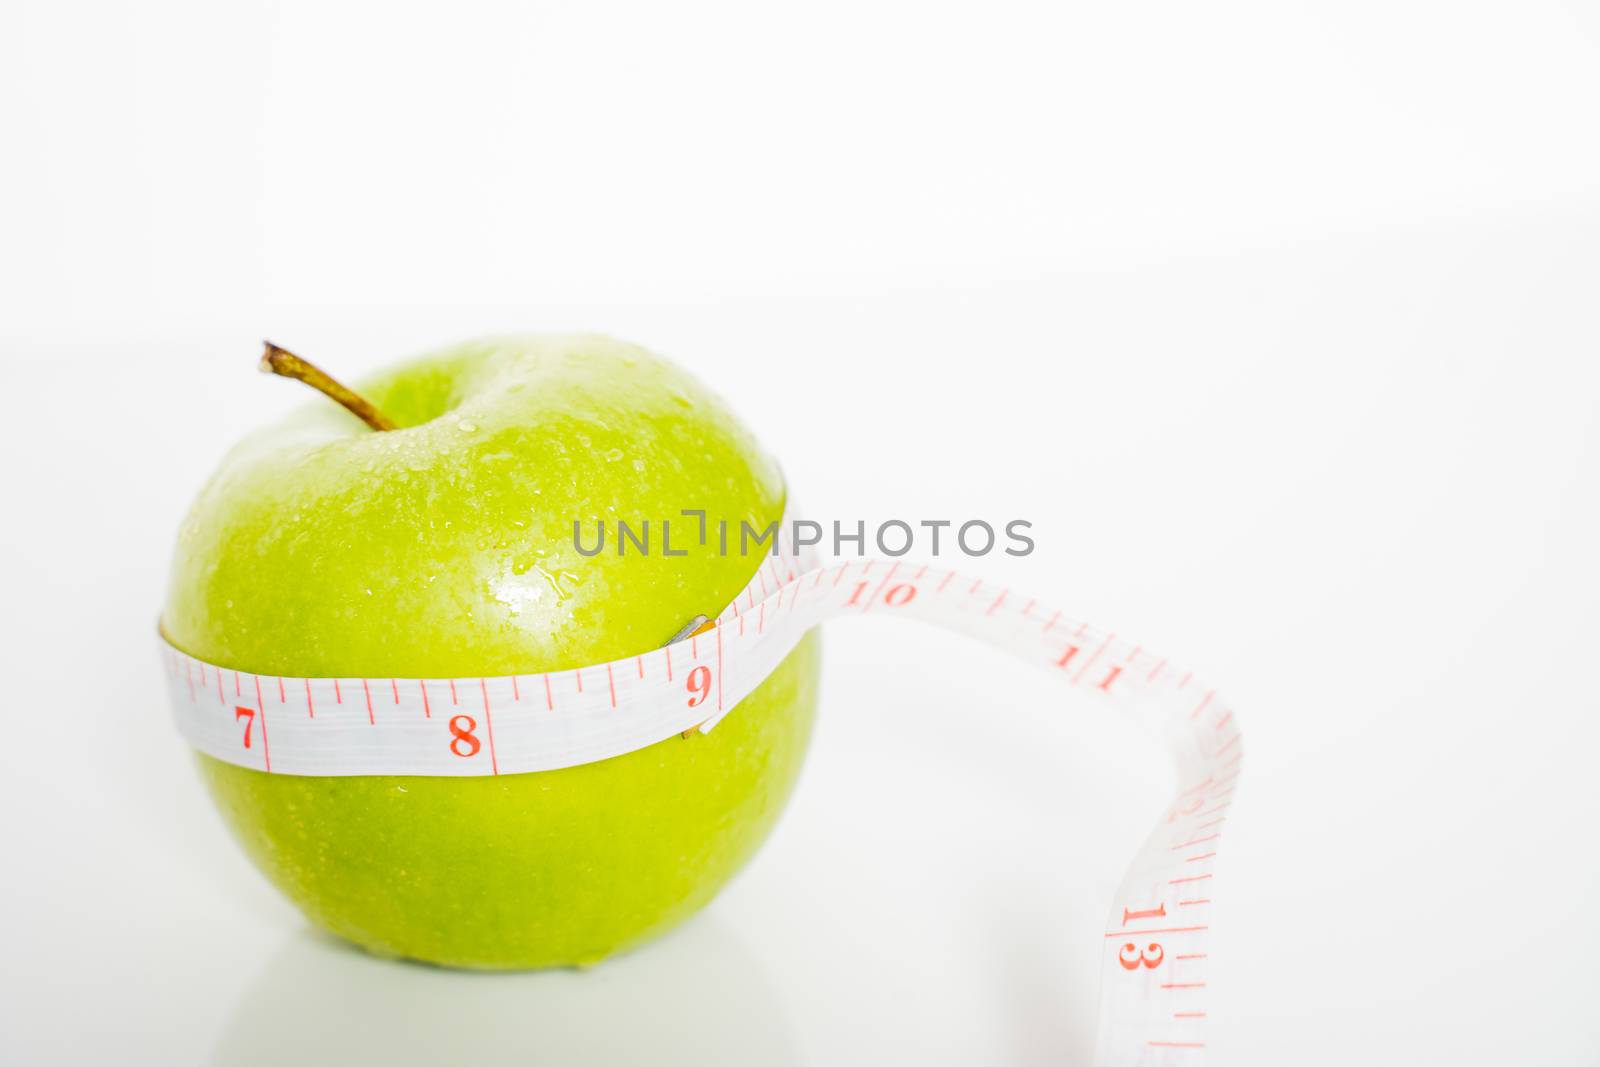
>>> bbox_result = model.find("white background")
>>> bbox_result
[3,2,1598,1064]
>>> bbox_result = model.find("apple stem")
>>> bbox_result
[260,342,399,432]
[664,615,710,646]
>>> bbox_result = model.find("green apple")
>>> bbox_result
[163,334,820,969]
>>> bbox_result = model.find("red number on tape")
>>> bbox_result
[686,665,712,708]
[883,583,916,607]
[1118,942,1165,970]
[234,705,255,749]
[449,714,481,758]
[847,581,918,608]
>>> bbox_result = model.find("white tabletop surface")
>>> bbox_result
[4,3,1599,1064]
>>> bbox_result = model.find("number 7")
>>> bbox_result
[235,705,256,749]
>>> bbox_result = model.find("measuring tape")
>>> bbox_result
[159,519,1241,1065]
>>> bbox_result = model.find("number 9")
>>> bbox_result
[686,665,712,708]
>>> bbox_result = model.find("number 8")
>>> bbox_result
[448,714,481,758]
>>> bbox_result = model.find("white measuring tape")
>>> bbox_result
[160,519,1241,1065]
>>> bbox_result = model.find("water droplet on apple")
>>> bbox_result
[604,447,624,462]
[632,458,646,472]
[457,420,478,433]
[525,563,564,600]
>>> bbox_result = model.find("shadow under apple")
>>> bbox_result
[214,913,797,1067]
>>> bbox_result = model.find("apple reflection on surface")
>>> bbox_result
[215,913,796,1066]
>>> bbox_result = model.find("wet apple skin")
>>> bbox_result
[195,634,818,969]
[167,335,820,968]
